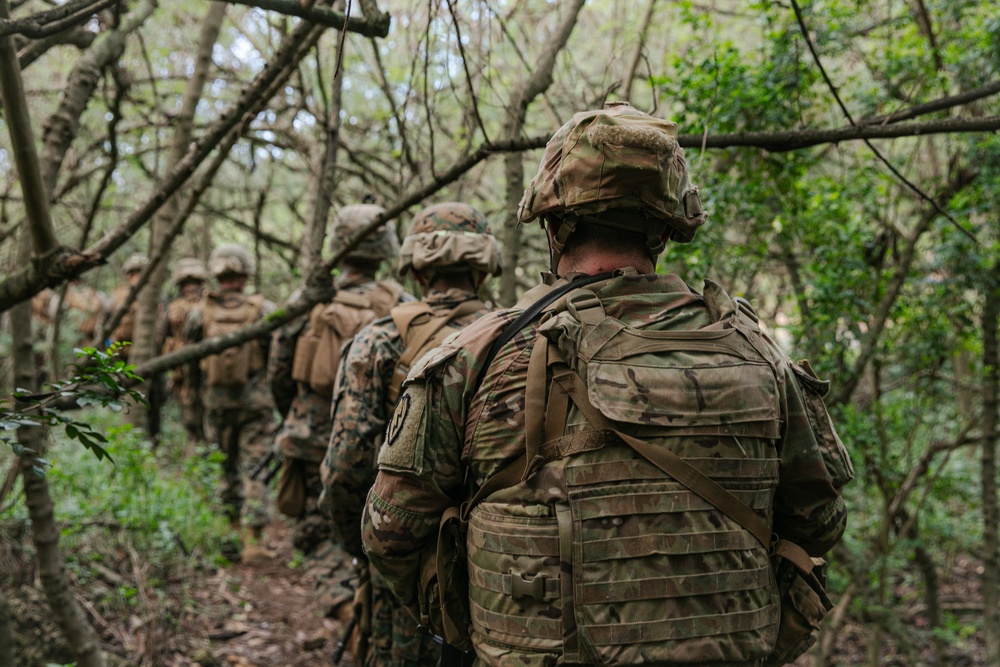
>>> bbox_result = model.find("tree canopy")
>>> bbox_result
[2,1,1000,665]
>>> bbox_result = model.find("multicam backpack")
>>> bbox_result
[291,281,404,399]
[199,293,266,387]
[435,275,831,666]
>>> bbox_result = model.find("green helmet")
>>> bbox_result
[209,243,254,278]
[171,257,207,286]
[398,202,502,277]
[517,102,706,258]
[329,204,399,262]
[122,253,149,275]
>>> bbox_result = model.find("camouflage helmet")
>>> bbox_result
[329,204,399,262]
[398,202,502,277]
[209,243,254,277]
[171,257,207,286]
[122,253,149,275]
[517,102,706,260]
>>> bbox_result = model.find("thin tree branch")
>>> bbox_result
[789,0,978,243]
[0,0,114,38]
[859,80,1000,126]
[222,0,389,37]
[444,0,490,144]
[0,0,59,255]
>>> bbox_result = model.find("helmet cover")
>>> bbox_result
[398,202,502,277]
[517,102,706,246]
[329,204,399,261]
[209,243,254,277]
[171,257,208,285]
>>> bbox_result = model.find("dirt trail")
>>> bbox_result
[164,519,355,667]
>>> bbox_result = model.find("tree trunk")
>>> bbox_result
[982,260,1000,665]
[128,2,227,430]
[499,154,525,306]
[498,0,586,306]
[11,242,106,667]
[1,3,106,663]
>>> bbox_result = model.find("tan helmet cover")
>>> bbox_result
[398,202,502,277]
[209,243,254,277]
[171,257,208,285]
[329,204,399,261]
[122,253,149,275]
[517,102,706,247]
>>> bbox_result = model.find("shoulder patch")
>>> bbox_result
[378,385,427,473]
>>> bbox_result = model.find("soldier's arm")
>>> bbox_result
[268,315,306,418]
[772,358,854,556]
[324,325,397,558]
[362,344,469,627]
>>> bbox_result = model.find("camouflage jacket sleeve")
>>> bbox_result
[361,314,507,623]
[772,352,854,556]
[325,320,404,559]
[268,294,307,417]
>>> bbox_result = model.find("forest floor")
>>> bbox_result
[159,518,353,667]
[5,512,992,667]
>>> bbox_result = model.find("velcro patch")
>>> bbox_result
[378,385,427,473]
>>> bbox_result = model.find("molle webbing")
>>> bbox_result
[464,284,799,664]
[200,293,265,387]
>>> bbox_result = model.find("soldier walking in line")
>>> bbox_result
[161,257,209,450]
[323,202,502,667]
[268,204,410,615]
[103,253,149,349]
[361,103,853,667]
[185,244,277,563]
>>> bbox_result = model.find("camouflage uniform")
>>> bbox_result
[269,204,409,612]
[326,203,502,667]
[162,259,208,447]
[269,275,410,613]
[361,105,852,667]
[185,246,277,533]
[104,253,149,348]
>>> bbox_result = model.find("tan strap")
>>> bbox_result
[524,334,549,477]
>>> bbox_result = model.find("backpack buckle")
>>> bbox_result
[509,570,548,601]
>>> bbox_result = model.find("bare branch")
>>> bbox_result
[222,0,390,37]
[859,80,1000,126]
[789,0,978,243]
[0,0,115,38]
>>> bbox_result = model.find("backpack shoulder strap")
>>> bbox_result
[474,272,614,392]
[390,301,435,341]
[371,280,406,315]
[389,299,485,403]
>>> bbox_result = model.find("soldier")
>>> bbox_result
[323,202,502,667]
[162,258,208,449]
[361,103,854,666]
[269,203,410,615]
[103,253,148,348]
[185,243,277,562]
